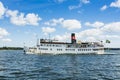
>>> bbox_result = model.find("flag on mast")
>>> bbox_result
[106,40,110,43]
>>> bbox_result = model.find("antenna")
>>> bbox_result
[35,34,39,46]
[23,42,25,47]
[49,33,51,42]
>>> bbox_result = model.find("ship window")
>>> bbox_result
[84,45,86,47]
[72,49,75,51]
[57,49,62,51]
[40,48,48,50]
[78,49,81,51]
[56,45,60,47]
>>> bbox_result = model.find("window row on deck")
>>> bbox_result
[38,48,95,51]
[40,44,96,48]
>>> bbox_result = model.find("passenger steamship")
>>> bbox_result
[24,33,104,54]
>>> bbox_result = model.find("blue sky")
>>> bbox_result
[0,0,120,48]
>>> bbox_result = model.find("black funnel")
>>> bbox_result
[71,33,76,44]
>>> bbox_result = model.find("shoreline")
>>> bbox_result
[104,48,120,50]
[0,47,120,50]
[0,47,23,50]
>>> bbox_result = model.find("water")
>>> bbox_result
[0,50,120,80]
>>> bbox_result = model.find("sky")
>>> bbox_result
[0,0,120,48]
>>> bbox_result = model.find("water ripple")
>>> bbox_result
[0,50,120,79]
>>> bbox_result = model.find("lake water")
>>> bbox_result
[0,50,120,80]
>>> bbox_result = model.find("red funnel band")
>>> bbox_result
[72,36,75,40]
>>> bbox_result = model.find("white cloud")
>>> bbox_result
[104,35,120,38]
[69,4,81,10]
[85,21,104,28]
[68,0,90,10]
[0,27,9,38]
[110,0,120,8]
[44,18,64,26]
[0,1,6,19]
[6,10,41,26]
[77,10,82,14]
[42,27,56,35]
[52,25,120,43]
[81,0,90,4]
[102,0,120,10]
[6,10,26,26]
[2,38,12,42]
[0,1,41,26]
[85,35,120,42]
[62,19,81,30]
[26,13,41,26]
[101,22,120,32]
[53,29,103,42]
[86,37,97,42]
[54,33,70,42]
[78,29,103,38]
[44,18,81,30]
[100,5,108,11]
[55,0,66,3]
[51,21,120,44]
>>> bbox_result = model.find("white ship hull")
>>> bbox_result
[24,47,104,54]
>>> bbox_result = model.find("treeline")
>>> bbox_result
[0,47,23,50]
[104,48,120,50]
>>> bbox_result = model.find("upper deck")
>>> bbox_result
[39,39,104,48]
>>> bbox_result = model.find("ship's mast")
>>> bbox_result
[49,34,51,42]
[35,34,40,46]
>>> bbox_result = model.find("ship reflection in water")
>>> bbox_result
[0,50,120,79]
